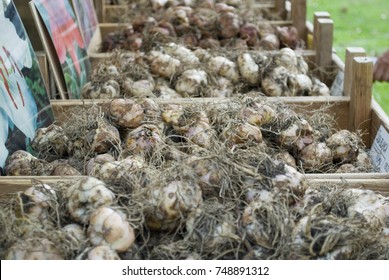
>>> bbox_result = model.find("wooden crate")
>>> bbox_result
[1,173,388,197]
[35,51,50,94]
[1,50,384,194]
[3,5,389,195]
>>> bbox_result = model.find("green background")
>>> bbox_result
[307,0,389,114]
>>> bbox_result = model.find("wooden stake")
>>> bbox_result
[315,18,333,82]
[313,11,330,49]
[343,47,366,96]
[291,0,307,43]
[2,176,388,196]
[348,57,373,146]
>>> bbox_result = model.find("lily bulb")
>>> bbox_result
[0,14,38,167]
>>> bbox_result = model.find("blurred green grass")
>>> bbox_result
[307,0,389,114]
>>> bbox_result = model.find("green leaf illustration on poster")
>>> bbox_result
[32,0,91,99]
[0,0,54,172]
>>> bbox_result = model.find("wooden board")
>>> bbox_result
[0,176,83,195]
[50,96,350,130]
[1,175,388,196]
[291,0,307,42]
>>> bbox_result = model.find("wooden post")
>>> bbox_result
[343,47,366,96]
[315,18,333,83]
[313,11,330,49]
[348,57,373,146]
[291,0,307,43]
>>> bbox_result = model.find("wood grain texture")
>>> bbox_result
[315,18,334,83]
[51,96,350,130]
[309,179,389,196]
[343,47,366,97]
[348,57,373,146]
[36,51,50,94]
[1,176,388,196]
[313,11,330,50]
[0,176,84,196]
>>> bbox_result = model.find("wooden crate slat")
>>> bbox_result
[2,176,388,196]
[348,57,373,146]
[0,176,83,195]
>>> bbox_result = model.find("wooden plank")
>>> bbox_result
[315,18,333,83]
[1,176,388,196]
[305,173,389,180]
[0,176,83,195]
[50,96,349,108]
[269,20,294,26]
[313,11,330,50]
[343,47,366,97]
[254,3,275,9]
[348,57,373,146]
[291,0,307,42]
[309,179,389,196]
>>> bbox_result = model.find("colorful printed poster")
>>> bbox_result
[32,0,91,99]
[72,0,98,47]
[0,0,54,172]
